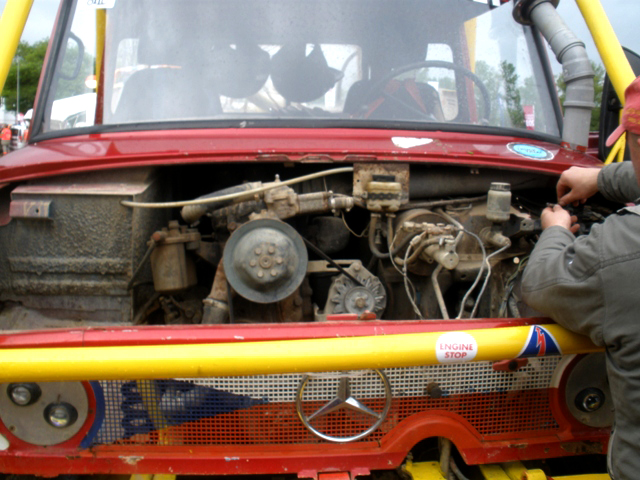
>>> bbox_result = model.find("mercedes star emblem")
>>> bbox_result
[295,369,392,443]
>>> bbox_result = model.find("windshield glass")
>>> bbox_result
[40,0,559,137]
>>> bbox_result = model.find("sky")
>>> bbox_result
[0,0,639,74]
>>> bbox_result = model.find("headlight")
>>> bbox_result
[7,383,41,407]
[44,402,78,428]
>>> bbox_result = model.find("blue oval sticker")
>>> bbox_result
[507,143,554,161]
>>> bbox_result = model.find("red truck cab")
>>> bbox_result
[0,0,615,478]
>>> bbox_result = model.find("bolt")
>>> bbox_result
[353,264,361,272]
[276,257,283,265]
[259,256,274,269]
[268,246,276,254]
[355,296,367,309]
[255,248,262,255]
[250,259,257,267]
[426,383,443,399]
[257,271,264,278]
[270,269,278,277]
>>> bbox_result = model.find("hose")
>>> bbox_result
[120,167,354,209]
[369,215,390,259]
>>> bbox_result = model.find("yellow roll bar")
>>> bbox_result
[576,0,635,104]
[576,0,636,164]
[0,0,34,95]
[0,325,599,382]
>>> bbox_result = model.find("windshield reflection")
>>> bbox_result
[43,0,559,137]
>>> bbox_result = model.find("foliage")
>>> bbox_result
[556,61,605,131]
[1,38,96,116]
[2,40,48,114]
[500,61,525,128]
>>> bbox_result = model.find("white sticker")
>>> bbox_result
[85,0,116,9]
[436,332,478,363]
[391,137,434,149]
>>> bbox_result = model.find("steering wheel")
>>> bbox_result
[358,60,491,123]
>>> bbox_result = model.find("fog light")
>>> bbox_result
[44,402,78,428]
[575,388,605,413]
[7,383,41,406]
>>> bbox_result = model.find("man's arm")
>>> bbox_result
[558,162,640,206]
[597,161,640,204]
[521,224,605,346]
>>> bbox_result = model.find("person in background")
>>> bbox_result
[521,75,640,480]
[1,124,11,155]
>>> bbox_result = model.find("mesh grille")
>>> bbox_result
[94,357,561,446]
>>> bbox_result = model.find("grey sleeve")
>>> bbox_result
[597,161,640,204]
[521,225,605,346]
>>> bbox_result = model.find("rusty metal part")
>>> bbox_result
[323,263,386,318]
[353,163,410,210]
[159,295,203,325]
[150,221,200,294]
[393,209,455,276]
[202,262,230,324]
[0,168,167,324]
[8,199,52,220]
[209,187,354,229]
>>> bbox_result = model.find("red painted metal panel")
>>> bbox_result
[0,129,602,183]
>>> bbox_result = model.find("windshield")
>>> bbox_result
[39,0,559,137]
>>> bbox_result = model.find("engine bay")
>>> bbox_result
[0,163,611,328]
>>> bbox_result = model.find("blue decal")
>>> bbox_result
[121,381,156,438]
[508,143,553,160]
[119,379,267,440]
[518,325,561,358]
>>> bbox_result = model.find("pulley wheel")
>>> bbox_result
[223,218,308,303]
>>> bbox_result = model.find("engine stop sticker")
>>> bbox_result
[436,332,478,363]
[86,0,116,9]
[517,325,562,358]
[507,143,554,161]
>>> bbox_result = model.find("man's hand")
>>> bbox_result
[556,167,600,206]
[541,204,580,233]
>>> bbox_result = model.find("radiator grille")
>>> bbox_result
[93,357,561,446]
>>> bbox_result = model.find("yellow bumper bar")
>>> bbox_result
[405,459,609,480]
[0,324,598,382]
[0,0,34,95]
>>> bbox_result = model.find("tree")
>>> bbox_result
[2,40,49,115]
[474,60,502,125]
[501,61,525,128]
[556,61,605,131]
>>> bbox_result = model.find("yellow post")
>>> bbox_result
[575,0,635,104]
[575,0,636,163]
[95,9,106,91]
[0,324,599,382]
[0,0,34,95]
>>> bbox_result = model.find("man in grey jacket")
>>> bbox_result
[522,76,640,480]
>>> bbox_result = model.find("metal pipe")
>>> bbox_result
[0,0,34,95]
[0,324,599,383]
[516,0,594,150]
[439,437,452,479]
[432,264,449,320]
